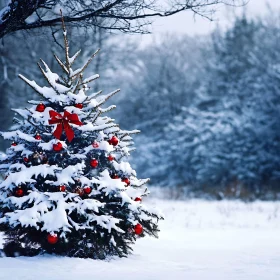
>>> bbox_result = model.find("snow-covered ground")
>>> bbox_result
[1,198,280,280]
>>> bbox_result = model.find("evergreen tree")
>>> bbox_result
[0,17,162,258]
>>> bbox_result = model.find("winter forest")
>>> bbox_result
[1,9,280,199]
[0,0,280,279]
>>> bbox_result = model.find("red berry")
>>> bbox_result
[11,142,17,146]
[47,233,58,244]
[36,103,46,112]
[92,141,99,148]
[15,188,24,197]
[134,197,142,202]
[108,154,114,161]
[84,186,91,194]
[122,178,130,186]
[108,136,119,146]
[75,103,83,109]
[35,134,41,140]
[90,159,98,168]
[60,185,66,192]
[53,142,63,152]
[23,157,29,163]
[134,223,143,235]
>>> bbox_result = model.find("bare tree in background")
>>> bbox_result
[0,0,244,38]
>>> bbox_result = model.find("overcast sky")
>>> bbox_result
[139,0,280,45]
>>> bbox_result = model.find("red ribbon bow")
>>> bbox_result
[48,110,83,142]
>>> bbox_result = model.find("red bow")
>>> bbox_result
[48,110,83,142]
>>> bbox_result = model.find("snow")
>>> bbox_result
[1,197,280,279]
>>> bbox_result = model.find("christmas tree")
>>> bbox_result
[0,16,162,259]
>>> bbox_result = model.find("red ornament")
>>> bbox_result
[134,197,142,202]
[90,159,98,168]
[108,136,119,146]
[15,187,24,197]
[134,223,143,235]
[92,141,99,148]
[11,142,17,146]
[59,185,66,192]
[36,103,46,112]
[108,154,114,161]
[122,178,130,186]
[84,186,91,195]
[53,142,63,152]
[75,103,83,109]
[48,110,83,142]
[111,174,119,179]
[47,233,58,244]
[23,157,29,163]
[35,134,41,140]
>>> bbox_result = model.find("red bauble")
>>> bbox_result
[11,142,17,146]
[90,159,98,168]
[47,233,58,244]
[36,103,46,112]
[111,174,119,179]
[15,187,24,197]
[60,185,66,192]
[134,223,143,235]
[75,103,83,109]
[108,154,114,161]
[122,178,130,186]
[108,136,119,146]
[53,142,63,152]
[35,134,41,140]
[134,197,142,202]
[84,186,91,195]
[23,157,29,163]
[92,141,99,148]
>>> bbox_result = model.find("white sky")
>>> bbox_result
[139,0,280,45]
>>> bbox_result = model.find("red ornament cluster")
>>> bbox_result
[134,197,142,202]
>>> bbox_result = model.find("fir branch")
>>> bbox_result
[53,54,69,75]
[60,10,71,72]
[18,74,49,101]
[70,49,100,79]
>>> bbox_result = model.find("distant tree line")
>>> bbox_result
[116,14,280,199]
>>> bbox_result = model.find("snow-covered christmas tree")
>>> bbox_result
[0,16,162,259]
